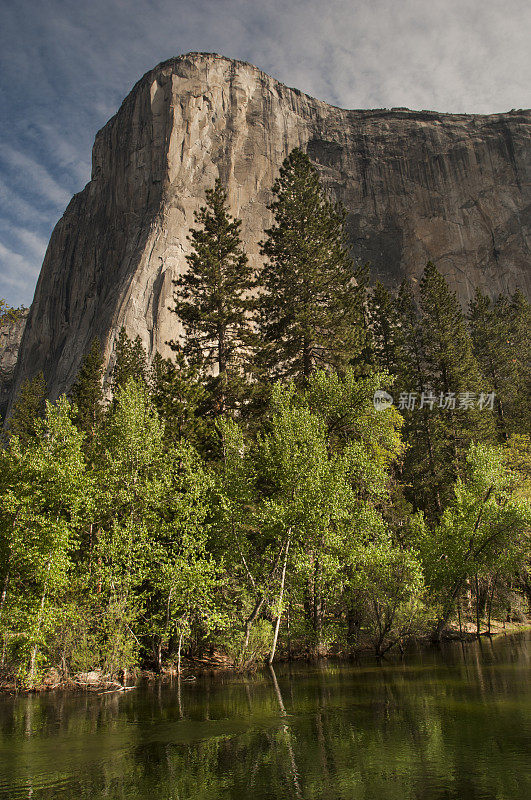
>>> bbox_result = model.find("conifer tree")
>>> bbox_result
[367,281,400,374]
[418,263,494,459]
[473,291,531,436]
[150,350,211,452]
[69,338,105,443]
[396,265,495,516]
[172,179,256,414]
[506,290,531,432]
[258,148,364,385]
[419,264,483,395]
[7,372,47,444]
[112,328,148,393]
[468,289,509,439]
[394,280,443,516]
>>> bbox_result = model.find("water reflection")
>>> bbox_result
[0,633,529,799]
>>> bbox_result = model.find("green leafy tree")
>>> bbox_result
[411,442,531,640]
[215,369,404,662]
[217,385,356,663]
[91,378,164,674]
[7,372,47,444]
[259,148,364,385]
[0,397,86,686]
[143,443,220,671]
[172,179,256,414]
[150,350,212,453]
[0,299,24,326]
[302,369,405,647]
[350,541,427,656]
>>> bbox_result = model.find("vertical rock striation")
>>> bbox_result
[1,308,29,418]
[8,53,531,407]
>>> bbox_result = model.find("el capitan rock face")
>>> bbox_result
[9,53,531,407]
[1,308,29,418]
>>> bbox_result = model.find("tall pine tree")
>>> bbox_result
[395,265,495,517]
[172,179,256,415]
[419,263,494,460]
[112,328,148,394]
[69,338,105,445]
[258,148,364,386]
[150,350,212,452]
[366,281,400,374]
[394,279,443,516]
[468,289,509,439]
[506,290,531,432]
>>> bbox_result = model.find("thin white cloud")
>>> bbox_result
[0,146,72,209]
[0,179,50,227]
[4,228,48,263]
[0,241,41,304]
[32,124,91,185]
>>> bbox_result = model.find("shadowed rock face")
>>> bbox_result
[1,308,29,418]
[8,53,531,408]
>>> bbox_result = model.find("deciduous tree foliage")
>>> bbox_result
[7,372,47,445]
[0,154,529,682]
[411,443,530,640]
[0,398,86,686]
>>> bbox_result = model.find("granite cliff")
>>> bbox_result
[1,308,28,418]
[8,53,531,408]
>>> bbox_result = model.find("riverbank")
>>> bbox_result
[2,620,529,694]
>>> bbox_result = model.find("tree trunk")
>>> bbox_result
[312,548,327,654]
[475,573,481,637]
[26,555,54,689]
[177,631,183,675]
[242,595,267,654]
[268,536,290,665]
[432,580,464,641]
[241,542,285,663]
[27,576,49,689]
[0,569,9,620]
[487,574,498,635]
[218,325,226,413]
[302,336,313,385]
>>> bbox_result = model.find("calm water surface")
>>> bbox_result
[0,633,529,799]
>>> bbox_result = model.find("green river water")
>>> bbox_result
[0,632,529,799]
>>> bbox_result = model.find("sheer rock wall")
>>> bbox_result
[9,53,530,406]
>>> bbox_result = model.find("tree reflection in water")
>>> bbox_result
[0,632,529,799]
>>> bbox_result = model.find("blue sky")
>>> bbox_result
[1,0,529,307]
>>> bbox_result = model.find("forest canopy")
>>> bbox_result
[1,150,529,688]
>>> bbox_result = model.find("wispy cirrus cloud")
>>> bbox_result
[0,0,529,306]
[0,146,72,209]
